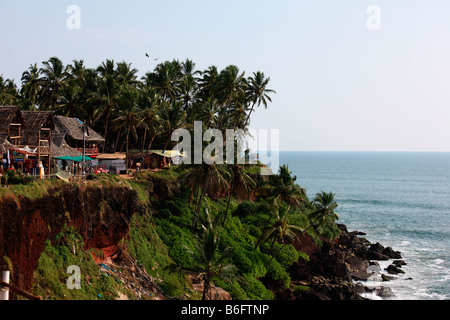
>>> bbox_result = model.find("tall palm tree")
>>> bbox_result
[308,191,339,232]
[116,61,140,88]
[38,57,71,110]
[193,98,220,128]
[256,165,306,209]
[243,71,276,128]
[256,206,302,253]
[20,64,41,109]
[0,76,19,106]
[93,71,121,152]
[112,87,142,171]
[160,100,188,150]
[198,65,219,101]
[215,65,247,131]
[137,86,162,154]
[167,209,236,300]
[183,162,230,227]
[221,164,256,227]
[144,60,182,103]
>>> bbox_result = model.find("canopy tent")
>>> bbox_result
[54,155,93,162]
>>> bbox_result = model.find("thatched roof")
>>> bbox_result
[54,116,104,142]
[0,106,24,132]
[51,142,83,158]
[50,131,82,158]
[21,111,55,134]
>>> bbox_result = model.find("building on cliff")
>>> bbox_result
[0,106,104,176]
[53,116,104,158]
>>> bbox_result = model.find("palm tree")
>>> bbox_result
[183,162,230,227]
[116,61,140,88]
[20,64,41,109]
[93,70,121,152]
[194,98,220,128]
[0,76,19,106]
[256,206,302,254]
[243,71,276,128]
[160,100,188,150]
[308,191,339,232]
[137,86,162,154]
[221,164,256,227]
[38,57,71,110]
[112,87,142,171]
[144,60,182,103]
[166,209,236,300]
[198,65,219,100]
[215,65,247,131]
[256,165,306,209]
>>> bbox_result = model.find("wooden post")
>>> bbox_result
[1,271,10,300]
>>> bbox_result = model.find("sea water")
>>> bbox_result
[278,151,450,300]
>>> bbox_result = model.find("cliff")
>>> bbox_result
[0,179,139,295]
[0,170,405,300]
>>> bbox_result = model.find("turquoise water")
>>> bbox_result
[278,151,450,300]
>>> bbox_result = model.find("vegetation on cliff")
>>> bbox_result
[0,164,342,300]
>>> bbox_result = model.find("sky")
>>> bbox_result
[1,0,449,152]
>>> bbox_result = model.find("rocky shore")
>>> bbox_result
[276,223,407,300]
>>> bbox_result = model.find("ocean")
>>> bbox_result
[278,151,450,300]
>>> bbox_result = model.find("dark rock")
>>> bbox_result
[381,274,395,282]
[367,250,390,261]
[393,260,407,267]
[381,247,402,259]
[369,242,385,253]
[385,264,405,275]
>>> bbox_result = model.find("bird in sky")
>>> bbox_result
[145,53,149,57]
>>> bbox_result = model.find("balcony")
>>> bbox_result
[75,148,100,157]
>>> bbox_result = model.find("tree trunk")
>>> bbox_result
[193,177,208,227]
[102,105,111,153]
[243,101,257,128]
[222,179,234,227]
[114,127,122,153]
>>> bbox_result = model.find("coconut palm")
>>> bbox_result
[183,162,230,227]
[38,57,71,110]
[256,206,302,253]
[221,163,256,227]
[93,72,122,152]
[243,71,276,128]
[215,65,247,130]
[198,65,219,100]
[308,191,339,231]
[137,86,162,154]
[0,76,19,106]
[116,61,140,88]
[144,60,182,103]
[20,64,41,109]
[194,98,220,128]
[112,87,143,171]
[166,209,236,300]
[257,165,306,209]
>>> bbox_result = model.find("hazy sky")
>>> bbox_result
[1,0,449,151]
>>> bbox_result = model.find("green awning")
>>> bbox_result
[54,156,94,162]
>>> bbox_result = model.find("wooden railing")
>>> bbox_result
[75,148,100,156]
